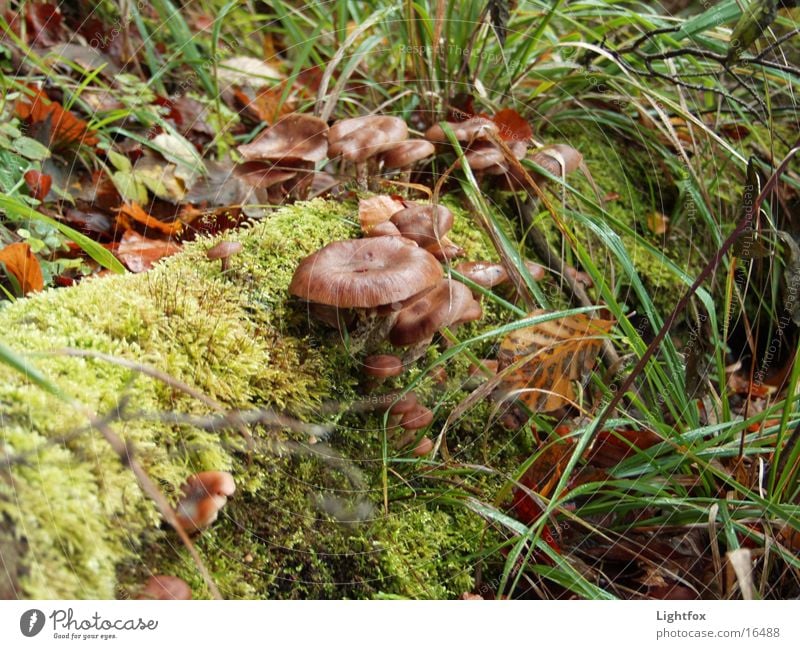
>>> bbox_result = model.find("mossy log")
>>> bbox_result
[0,199,489,599]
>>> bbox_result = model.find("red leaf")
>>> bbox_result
[116,230,181,273]
[585,428,662,468]
[492,108,532,142]
[24,170,52,202]
[24,3,64,47]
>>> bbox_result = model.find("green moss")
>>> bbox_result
[0,199,503,599]
[532,121,700,314]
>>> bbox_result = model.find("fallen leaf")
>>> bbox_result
[234,85,295,125]
[115,202,183,237]
[24,169,52,201]
[23,2,64,47]
[15,86,99,150]
[116,230,181,273]
[585,428,662,468]
[358,195,404,233]
[498,310,614,412]
[0,242,44,295]
[217,56,283,91]
[492,108,532,142]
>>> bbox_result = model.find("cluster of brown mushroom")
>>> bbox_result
[234,113,436,200]
[424,116,582,192]
[329,115,434,187]
[289,198,491,455]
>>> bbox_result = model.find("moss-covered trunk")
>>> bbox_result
[0,199,486,599]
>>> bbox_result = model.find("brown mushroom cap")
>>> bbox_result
[389,279,482,346]
[401,404,434,430]
[289,236,442,309]
[387,390,418,415]
[237,113,329,162]
[524,260,546,281]
[412,436,434,456]
[390,203,454,247]
[329,116,408,162]
[463,142,506,171]
[363,354,404,378]
[367,221,402,237]
[455,261,509,288]
[234,161,298,188]
[380,139,435,168]
[425,117,498,143]
[528,144,583,177]
[137,575,192,600]
[207,241,243,261]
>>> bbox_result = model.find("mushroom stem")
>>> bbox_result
[355,161,368,190]
[401,337,434,365]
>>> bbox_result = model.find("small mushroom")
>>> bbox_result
[400,404,434,430]
[389,279,483,347]
[175,471,236,534]
[136,575,192,600]
[425,117,497,144]
[206,241,243,272]
[379,139,435,169]
[386,390,418,416]
[390,203,453,247]
[455,261,509,289]
[412,436,434,457]
[363,354,404,378]
[524,260,546,281]
[528,144,583,178]
[235,114,329,201]
[367,221,402,237]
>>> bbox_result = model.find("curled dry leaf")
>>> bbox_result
[0,242,44,295]
[115,202,183,237]
[498,310,614,412]
[116,230,181,273]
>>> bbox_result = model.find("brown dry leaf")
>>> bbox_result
[0,242,44,295]
[116,230,181,273]
[498,310,614,412]
[116,203,183,236]
[358,195,404,233]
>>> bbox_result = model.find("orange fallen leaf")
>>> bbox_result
[116,230,181,273]
[498,310,614,412]
[0,242,44,295]
[115,202,183,236]
[15,86,99,150]
[24,169,52,201]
